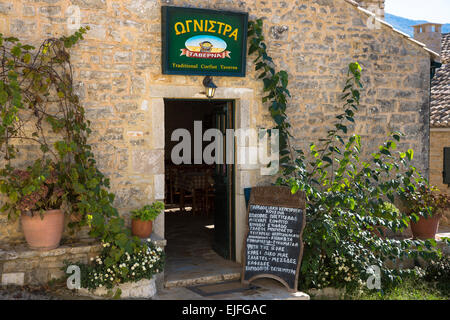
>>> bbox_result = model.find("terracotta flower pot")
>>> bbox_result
[131,219,152,239]
[21,209,64,250]
[410,213,442,240]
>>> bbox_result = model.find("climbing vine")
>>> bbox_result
[0,28,143,266]
[248,19,292,165]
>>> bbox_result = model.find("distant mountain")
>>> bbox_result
[384,13,450,37]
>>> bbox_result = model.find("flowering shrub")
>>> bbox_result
[68,240,165,290]
[424,256,450,294]
[0,159,65,218]
[312,252,362,290]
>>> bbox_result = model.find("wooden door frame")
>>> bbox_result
[163,98,236,261]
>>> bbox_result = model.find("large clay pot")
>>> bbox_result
[131,219,152,239]
[410,213,442,240]
[21,209,64,250]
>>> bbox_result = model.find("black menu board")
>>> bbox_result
[241,186,306,292]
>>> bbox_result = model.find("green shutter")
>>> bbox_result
[444,147,450,184]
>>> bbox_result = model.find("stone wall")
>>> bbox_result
[0,240,101,285]
[430,130,450,226]
[0,0,434,250]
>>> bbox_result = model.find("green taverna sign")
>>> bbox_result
[162,6,248,77]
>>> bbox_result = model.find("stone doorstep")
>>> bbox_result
[164,272,241,289]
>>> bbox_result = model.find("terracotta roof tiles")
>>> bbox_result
[430,33,450,128]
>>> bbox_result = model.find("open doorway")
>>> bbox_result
[163,99,239,284]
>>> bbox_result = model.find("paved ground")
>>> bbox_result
[164,211,241,288]
[154,278,309,300]
[0,285,60,300]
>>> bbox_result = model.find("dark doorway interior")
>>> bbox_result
[163,99,238,285]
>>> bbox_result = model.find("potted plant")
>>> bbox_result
[404,185,450,240]
[130,202,164,239]
[0,159,66,250]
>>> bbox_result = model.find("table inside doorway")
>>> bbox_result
[176,170,215,215]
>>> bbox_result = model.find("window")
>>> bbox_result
[444,147,450,185]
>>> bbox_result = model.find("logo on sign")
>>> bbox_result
[181,35,231,59]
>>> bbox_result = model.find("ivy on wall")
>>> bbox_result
[248,19,292,165]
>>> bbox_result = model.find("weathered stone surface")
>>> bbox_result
[70,0,106,10]
[132,149,163,174]
[0,2,13,14]
[38,6,61,16]
[0,242,102,285]
[78,277,156,298]
[1,273,25,286]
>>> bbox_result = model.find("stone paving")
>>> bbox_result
[154,278,310,300]
[164,212,242,288]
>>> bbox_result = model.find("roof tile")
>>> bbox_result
[431,34,450,128]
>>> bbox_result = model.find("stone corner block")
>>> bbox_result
[1,272,25,286]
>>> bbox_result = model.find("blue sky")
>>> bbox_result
[385,0,450,23]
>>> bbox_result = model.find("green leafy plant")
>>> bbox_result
[131,202,165,222]
[248,19,445,293]
[424,256,450,294]
[0,159,64,218]
[402,183,450,222]
[0,29,146,270]
[248,19,292,166]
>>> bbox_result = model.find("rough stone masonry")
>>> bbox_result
[0,0,437,245]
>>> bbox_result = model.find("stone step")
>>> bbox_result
[164,272,241,288]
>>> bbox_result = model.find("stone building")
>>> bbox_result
[0,0,440,285]
[422,26,450,226]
